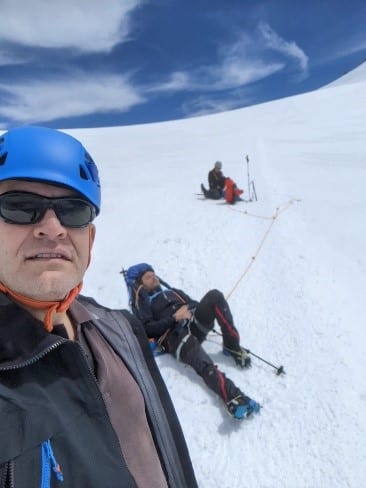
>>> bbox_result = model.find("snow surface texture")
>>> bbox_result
[67,64,366,487]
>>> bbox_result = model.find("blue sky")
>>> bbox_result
[1,0,365,129]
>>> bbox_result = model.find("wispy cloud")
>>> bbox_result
[0,73,144,125]
[149,23,307,98]
[199,58,284,91]
[159,23,309,118]
[258,22,309,74]
[327,37,366,62]
[181,90,254,118]
[149,46,284,94]
[0,50,30,67]
[147,72,191,92]
[0,6,312,126]
[0,0,144,53]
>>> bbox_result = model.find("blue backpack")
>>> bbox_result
[121,263,173,311]
[121,263,167,356]
[121,262,154,310]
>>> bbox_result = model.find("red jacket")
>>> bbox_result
[225,177,243,204]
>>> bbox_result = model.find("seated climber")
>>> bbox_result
[123,263,261,420]
[201,161,225,199]
[201,162,244,203]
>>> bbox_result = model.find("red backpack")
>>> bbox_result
[225,177,243,204]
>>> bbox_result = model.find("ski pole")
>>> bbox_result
[242,347,285,375]
[212,329,285,375]
[245,155,250,200]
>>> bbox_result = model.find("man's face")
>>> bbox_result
[0,180,96,301]
[141,271,160,292]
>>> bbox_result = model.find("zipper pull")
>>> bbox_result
[41,440,64,485]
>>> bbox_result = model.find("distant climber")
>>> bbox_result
[201,161,225,199]
[201,161,244,203]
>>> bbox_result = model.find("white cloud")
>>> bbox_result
[0,14,311,125]
[0,50,30,67]
[0,73,145,124]
[148,29,289,96]
[202,58,284,90]
[149,56,283,94]
[210,33,285,88]
[0,0,144,52]
[330,39,366,61]
[258,22,309,73]
[181,91,254,118]
[147,72,191,92]
[147,25,306,118]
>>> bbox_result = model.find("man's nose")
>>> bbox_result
[33,209,67,239]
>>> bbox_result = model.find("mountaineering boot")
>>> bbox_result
[227,395,261,420]
[223,347,251,368]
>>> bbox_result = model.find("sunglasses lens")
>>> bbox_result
[55,200,94,227]
[0,193,95,227]
[0,194,43,224]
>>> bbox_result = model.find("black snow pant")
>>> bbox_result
[192,289,241,352]
[161,290,244,405]
[201,184,222,200]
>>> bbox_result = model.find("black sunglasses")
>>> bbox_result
[0,191,96,228]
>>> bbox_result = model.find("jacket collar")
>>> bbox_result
[0,293,65,369]
[0,292,98,369]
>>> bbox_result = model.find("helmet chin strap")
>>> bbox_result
[0,282,82,332]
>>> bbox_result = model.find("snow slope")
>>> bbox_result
[326,60,366,87]
[65,68,366,487]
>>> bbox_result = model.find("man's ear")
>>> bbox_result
[86,224,96,269]
[89,224,96,246]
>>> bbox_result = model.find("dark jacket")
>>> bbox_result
[135,286,198,338]
[0,293,197,488]
[208,168,225,191]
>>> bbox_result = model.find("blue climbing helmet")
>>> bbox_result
[0,126,101,213]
